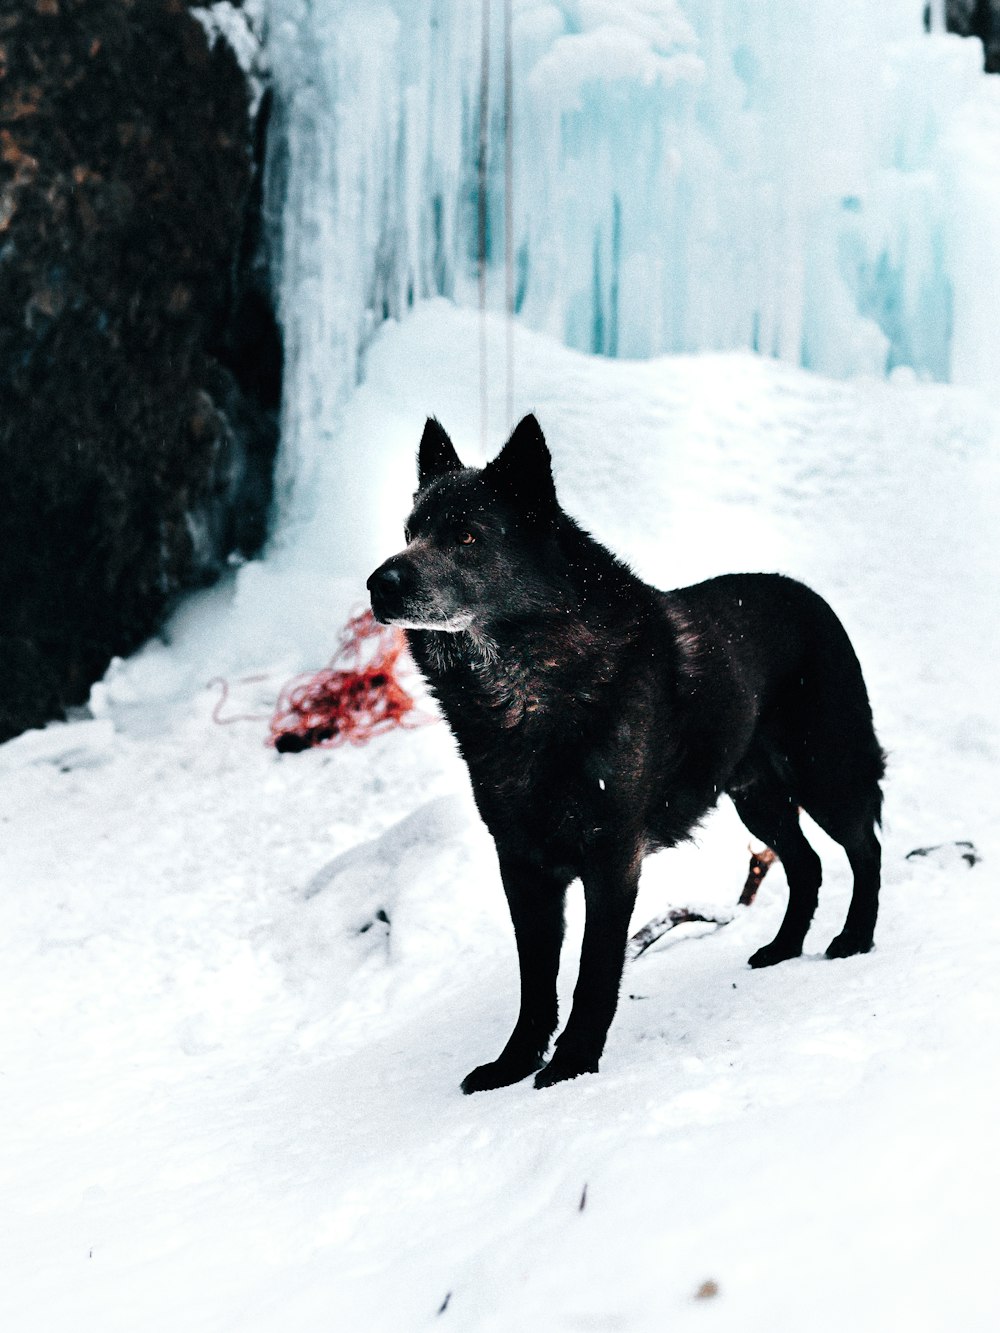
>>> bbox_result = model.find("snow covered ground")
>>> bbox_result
[3,303,1000,1331]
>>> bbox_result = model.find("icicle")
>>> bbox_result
[503,0,515,430]
[477,0,491,454]
[260,0,998,536]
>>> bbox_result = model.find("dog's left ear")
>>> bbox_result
[483,414,556,521]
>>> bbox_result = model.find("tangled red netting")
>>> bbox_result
[267,610,427,753]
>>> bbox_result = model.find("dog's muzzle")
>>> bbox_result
[367,557,410,623]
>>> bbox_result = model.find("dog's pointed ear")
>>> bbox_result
[417,418,463,487]
[483,414,556,521]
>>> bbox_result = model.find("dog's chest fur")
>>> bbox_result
[411,618,611,739]
[407,611,679,866]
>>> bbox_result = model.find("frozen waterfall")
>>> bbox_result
[261,0,1000,510]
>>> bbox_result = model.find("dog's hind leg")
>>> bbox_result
[730,779,823,968]
[824,826,881,960]
[535,843,641,1089]
[781,620,885,959]
[461,857,569,1094]
[796,762,883,959]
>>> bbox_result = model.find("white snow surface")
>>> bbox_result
[4,304,1000,1330]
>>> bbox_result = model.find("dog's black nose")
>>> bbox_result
[367,559,410,623]
[367,564,404,595]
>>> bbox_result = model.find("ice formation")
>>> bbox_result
[261,0,1000,513]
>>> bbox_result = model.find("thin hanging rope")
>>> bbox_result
[477,0,491,453]
[503,0,514,429]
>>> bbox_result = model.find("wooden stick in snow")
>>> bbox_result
[626,905,736,960]
[739,846,778,906]
[627,845,778,960]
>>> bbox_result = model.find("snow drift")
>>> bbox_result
[5,306,999,1330]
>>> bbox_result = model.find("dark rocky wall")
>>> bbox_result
[0,0,281,742]
[941,1,1000,71]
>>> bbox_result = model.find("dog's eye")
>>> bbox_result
[403,527,412,543]
[457,530,476,546]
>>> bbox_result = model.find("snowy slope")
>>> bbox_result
[3,304,999,1331]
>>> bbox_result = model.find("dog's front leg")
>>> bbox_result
[535,845,640,1089]
[461,856,567,1094]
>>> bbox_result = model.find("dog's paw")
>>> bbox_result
[825,931,874,960]
[747,939,803,969]
[533,1055,599,1089]
[460,1053,543,1095]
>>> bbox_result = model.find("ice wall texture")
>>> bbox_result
[263,1,1000,501]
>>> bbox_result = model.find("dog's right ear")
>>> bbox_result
[483,414,556,522]
[417,418,464,488]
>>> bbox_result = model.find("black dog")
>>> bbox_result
[368,415,884,1092]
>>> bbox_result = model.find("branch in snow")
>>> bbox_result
[739,846,778,905]
[627,846,776,959]
[626,905,736,961]
[905,840,981,868]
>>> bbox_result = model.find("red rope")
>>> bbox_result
[209,673,273,726]
[267,609,426,753]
